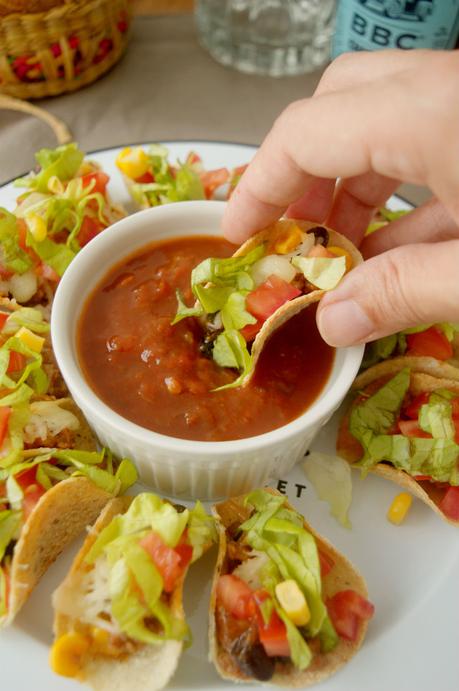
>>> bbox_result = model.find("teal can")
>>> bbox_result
[332,0,459,57]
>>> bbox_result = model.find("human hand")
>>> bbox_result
[222,50,459,347]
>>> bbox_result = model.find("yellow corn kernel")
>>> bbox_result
[273,224,303,254]
[275,579,310,626]
[327,246,353,271]
[16,326,45,353]
[25,213,47,242]
[116,146,150,180]
[78,161,95,176]
[91,626,110,650]
[387,492,413,525]
[49,631,90,678]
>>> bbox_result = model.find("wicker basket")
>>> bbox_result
[0,0,132,99]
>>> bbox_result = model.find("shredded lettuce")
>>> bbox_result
[0,509,22,562]
[3,307,50,335]
[419,401,455,439]
[0,209,33,275]
[212,330,253,390]
[15,143,84,194]
[0,565,7,618]
[303,452,353,529]
[171,290,203,325]
[349,369,459,482]
[292,255,346,290]
[239,490,338,662]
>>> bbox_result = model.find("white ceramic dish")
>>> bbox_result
[0,142,457,691]
[51,200,364,500]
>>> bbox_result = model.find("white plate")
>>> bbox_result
[0,142,457,691]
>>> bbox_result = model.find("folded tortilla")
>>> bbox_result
[234,220,363,381]
[51,498,188,691]
[338,362,459,526]
[209,489,370,687]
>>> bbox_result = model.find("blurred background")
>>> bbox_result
[1,0,458,203]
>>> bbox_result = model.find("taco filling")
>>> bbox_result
[338,367,459,522]
[173,220,355,389]
[0,143,124,306]
[212,490,373,683]
[50,493,215,681]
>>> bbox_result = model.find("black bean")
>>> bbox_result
[231,628,275,681]
[307,226,329,246]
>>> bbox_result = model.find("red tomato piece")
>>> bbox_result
[439,486,459,521]
[253,591,290,658]
[37,263,60,283]
[16,219,28,251]
[0,407,10,447]
[307,245,335,259]
[81,171,109,196]
[240,319,262,343]
[403,392,430,420]
[414,475,432,481]
[246,275,301,323]
[139,531,183,593]
[216,574,256,620]
[406,327,453,360]
[199,168,230,199]
[174,543,193,569]
[318,550,335,578]
[398,419,431,438]
[186,152,202,166]
[327,590,374,642]
[16,466,46,520]
[78,216,104,247]
[0,265,13,280]
[135,171,155,184]
[7,351,26,374]
[0,313,8,330]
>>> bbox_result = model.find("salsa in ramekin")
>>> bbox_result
[77,235,334,442]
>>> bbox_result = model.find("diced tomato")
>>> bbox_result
[16,466,45,519]
[439,486,459,521]
[199,168,230,199]
[78,216,104,247]
[186,152,202,167]
[318,550,335,578]
[81,171,109,196]
[414,475,432,481]
[135,171,154,184]
[0,407,10,447]
[406,327,453,360]
[0,265,13,280]
[174,543,193,569]
[246,275,301,323]
[403,392,430,420]
[327,590,374,642]
[240,319,262,343]
[139,531,182,593]
[253,590,290,658]
[307,245,335,259]
[398,419,431,438]
[0,313,8,331]
[16,219,28,250]
[7,351,26,374]
[216,574,256,620]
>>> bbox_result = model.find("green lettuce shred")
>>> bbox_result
[0,209,33,275]
[14,143,84,194]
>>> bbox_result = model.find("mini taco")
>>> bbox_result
[0,143,125,306]
[173,218,362,388]
[337,365,459,525]
[209,489,373,686]
[116,144,229,209]
[50,492,216,690]
[0,443,137,628]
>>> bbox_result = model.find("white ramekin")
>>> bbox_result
[51,201,363,500]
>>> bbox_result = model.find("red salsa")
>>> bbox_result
[77,236,335,441]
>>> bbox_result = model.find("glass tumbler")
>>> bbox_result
[195,0,336,77]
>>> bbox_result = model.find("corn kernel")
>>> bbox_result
[387,492,413,525]
[25,213,47,242]
[327,246,353,271]
[273,224,303,254]
[16,326,45,353]
[49,631,89,678]
[116,147,150,180]
[275,579,310,626]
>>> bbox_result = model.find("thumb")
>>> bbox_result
[316,240,459,346]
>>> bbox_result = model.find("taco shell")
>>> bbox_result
[1,477,112,628]
[209,489,369,687]
[233,220,363,382]
[52,496,184,691]
[338,364,459,526]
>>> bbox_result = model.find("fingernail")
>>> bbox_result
[318,300,374,347]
